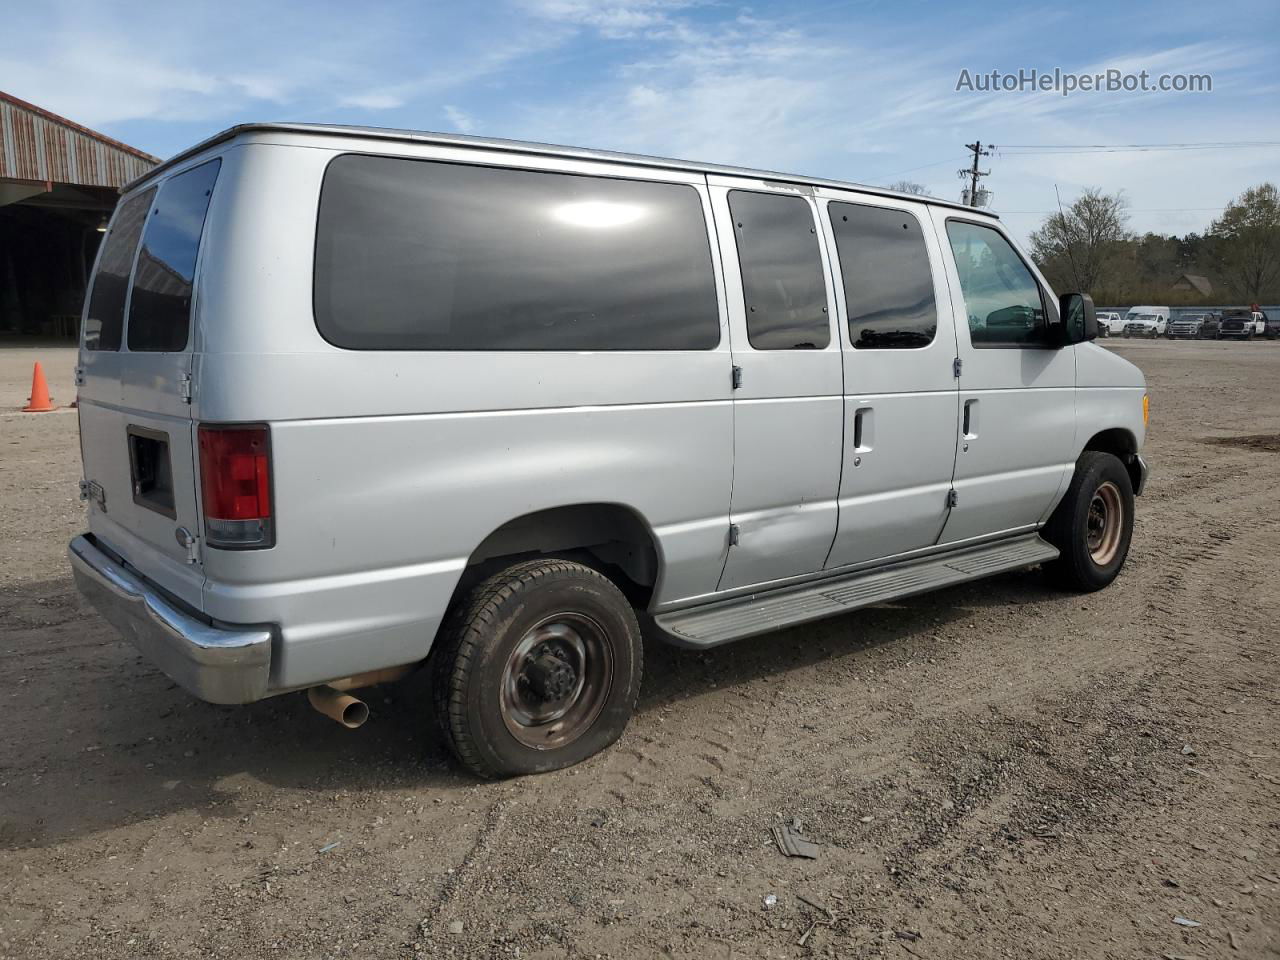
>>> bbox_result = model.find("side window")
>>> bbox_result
[945,220,1050,347]
[314,156,719,350]
[127,159,221,352]
[83,187,155,351]
[829,202,937,349]
[727,191,830,350]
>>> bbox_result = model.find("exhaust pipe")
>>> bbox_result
[308,685,370,729]
[306,664,414,729]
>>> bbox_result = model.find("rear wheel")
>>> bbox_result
[432,558,643,778]
[1043,451,1135,591]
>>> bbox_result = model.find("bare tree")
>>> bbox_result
[1208,183,1280,302]
[1029,188,1133,294]
[886,180,927,196]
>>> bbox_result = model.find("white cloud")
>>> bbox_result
[443,104,476,133]
[627,85,662,108]
[340,91,406,110]
[520,0,692,37]
[1,0,1273,243]
[501,10,1277,241]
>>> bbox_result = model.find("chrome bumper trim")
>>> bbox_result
[68,535,271,704]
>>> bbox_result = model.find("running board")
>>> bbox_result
[654,534,1059,648]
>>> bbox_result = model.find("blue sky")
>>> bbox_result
[3,0,1277,242]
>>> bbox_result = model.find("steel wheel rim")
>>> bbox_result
[500,613,614,750]
[1086,480,1124,566]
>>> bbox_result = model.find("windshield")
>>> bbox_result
[1136,314,1156,322]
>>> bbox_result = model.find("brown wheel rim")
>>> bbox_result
[499,613,614,750]
[1086,480,1124,566]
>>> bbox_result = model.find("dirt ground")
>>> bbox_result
[0,340,1277,960]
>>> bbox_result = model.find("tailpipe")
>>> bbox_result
[307,685,370,729]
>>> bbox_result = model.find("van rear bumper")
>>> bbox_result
[69,535,272,704]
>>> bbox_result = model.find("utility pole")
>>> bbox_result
[959,141,993,207]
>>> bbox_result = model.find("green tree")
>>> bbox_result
[1029,188,1133,296]
[1208,183,1280,302]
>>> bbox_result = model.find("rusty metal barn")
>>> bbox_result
[0,90,159,338]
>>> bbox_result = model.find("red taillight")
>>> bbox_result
[198,424,274,549]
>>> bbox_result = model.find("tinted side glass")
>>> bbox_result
[84,188,154,351]
[127,159,221,352]
[728,191,829,350]
[945,221,1049,347]
[830,202,937,349]
[314,155,719,350]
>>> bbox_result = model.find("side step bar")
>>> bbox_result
[654,534,1059,648]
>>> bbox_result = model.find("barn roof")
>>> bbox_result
[0,91,160,190]
[1176,273,1213,296]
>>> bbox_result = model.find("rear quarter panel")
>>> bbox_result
[194,136,734,689]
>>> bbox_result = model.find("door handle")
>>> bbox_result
[962,399,979,439]
[854,406,873,452]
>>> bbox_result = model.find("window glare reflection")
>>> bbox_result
[551,200,646,229]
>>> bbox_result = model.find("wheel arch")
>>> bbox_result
[451,502,664,613]
[1082,427,1142,491]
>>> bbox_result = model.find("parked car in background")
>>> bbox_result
[1167,314,1209,339]
[1263,312,1280,339]
[1218,308,1267,340]
[1096,311,1124,337]
[1199,312,1222,339]
[1123,307,1168,338]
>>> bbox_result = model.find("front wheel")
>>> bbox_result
[1043,451,1135,592]
[432,558,643,778]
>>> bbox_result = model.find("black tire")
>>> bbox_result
[1042,451,1135,592]
[432,558,643,778]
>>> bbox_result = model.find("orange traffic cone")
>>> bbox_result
[22,362,56,413]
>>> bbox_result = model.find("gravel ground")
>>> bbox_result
[0,340,1277,960]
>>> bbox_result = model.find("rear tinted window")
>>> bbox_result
[127,159,221,352]
[314,155,719,350]
[829,202,937,349]
[728,191,830,350]
[83,187,154,351]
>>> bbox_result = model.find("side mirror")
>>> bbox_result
[1059,292,1097,344]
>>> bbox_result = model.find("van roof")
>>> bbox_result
[126,122,999,219]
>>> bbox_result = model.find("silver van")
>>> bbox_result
[69,123,1149,778]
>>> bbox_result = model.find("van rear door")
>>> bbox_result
[78,159,222,609]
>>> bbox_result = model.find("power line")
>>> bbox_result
[873,141,1279,181]
[1000,207,1228,214]
[873,156,968,181]
[998,141,1280,157]
[1000,140,1280,149]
